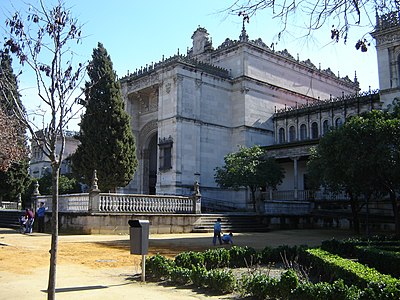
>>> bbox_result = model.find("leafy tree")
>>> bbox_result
[2,2,86,299]
[227,0,400,51]
[308,110,400,235]
[215,145,284,212]
[71,43,137,192]
[38,173,82,195]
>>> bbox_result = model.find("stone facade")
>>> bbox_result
[29,130,80,178]
[120,26,359,209]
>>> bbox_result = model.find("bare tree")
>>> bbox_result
[226,0,400,51]
[2,1,86,299]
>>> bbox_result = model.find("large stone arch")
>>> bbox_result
[139,120,158,194]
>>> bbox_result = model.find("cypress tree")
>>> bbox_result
[0,51,30,203]
[72,43,137,192]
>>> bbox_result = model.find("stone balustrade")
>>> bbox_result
[97,193,194,213]
[35,192,200,214]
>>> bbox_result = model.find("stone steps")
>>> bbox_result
[0,210,23,229]
[192,213,269,233]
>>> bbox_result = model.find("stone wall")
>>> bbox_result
[55,213,202,234]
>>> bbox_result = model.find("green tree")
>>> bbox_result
[0,51,30,203]
[308,110,400,235]
[2,2,86,298]
[71,43,137,192]
[215,145,284,212]
[37,173,82,195]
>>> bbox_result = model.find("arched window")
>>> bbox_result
[311,122,319,139]
[322,120,329,135]
[300,124,307,140]
[335,117,343,128]
[289,126,296,142]
[278,128,285,143]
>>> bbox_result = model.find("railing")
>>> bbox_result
[34,191,200,214]
[264,190,350,202]
[97,194,194,213]
[0,201,20,210]
[37,194,90,212]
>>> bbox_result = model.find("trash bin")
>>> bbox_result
[128,219,149,255]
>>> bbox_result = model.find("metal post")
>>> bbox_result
[141,254,146,282]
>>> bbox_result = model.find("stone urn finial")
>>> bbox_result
[32,180,40,196]
[91,169,99,191]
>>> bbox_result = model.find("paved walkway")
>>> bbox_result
[0,228,356,300]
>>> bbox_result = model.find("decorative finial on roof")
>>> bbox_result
[238,11,249,42]
[354,70,358,83]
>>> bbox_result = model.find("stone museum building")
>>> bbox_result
[119,12,400,210]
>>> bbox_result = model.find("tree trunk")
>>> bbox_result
[349,193,360,234]
[389,190,400,237]
[47,166,59,300]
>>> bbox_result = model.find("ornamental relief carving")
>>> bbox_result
[127,74,160,93]
[195,79,202,89]
[139,120,158,148]
[375,33,400,46]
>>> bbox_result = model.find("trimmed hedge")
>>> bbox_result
[306,248,400,298]
[356,246,400,278]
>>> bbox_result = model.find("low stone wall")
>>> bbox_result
[55,212,202,234]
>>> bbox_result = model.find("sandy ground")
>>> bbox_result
[0,228,355,300]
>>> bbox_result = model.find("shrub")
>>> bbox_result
[190,265,208,288]
[229,245,259,267]
[356,246,400,278]
[146,254,174,280]
[239,273,279,299]
[279,269,299,299]
[174,251,204,269]
[260,244,307,264]
[169,266,192,285]
[203,248,230,270]
[207,269,236,294]
[306,248,399,289]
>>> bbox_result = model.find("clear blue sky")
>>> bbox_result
[1,0,380,129]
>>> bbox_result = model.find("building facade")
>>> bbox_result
[29,130,80,178]
[120,24,360,208]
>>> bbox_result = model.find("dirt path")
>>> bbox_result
[0,228,355,299]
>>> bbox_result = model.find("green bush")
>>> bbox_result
[229,245,259,267]
[174,251,204,269]
[356,246,400,278]
[260,245,307,264]
[169,266,192,285]
[190,265,208,288]
[279,269,299,299]
[145,254,175,280]
[207,269,236,294]
[306,248,399,289]
[239,273,279,299]
[290,280,360,300]
[203,248,230,270]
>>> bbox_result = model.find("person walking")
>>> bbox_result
[36,202,46,233]
[213,218,222,246]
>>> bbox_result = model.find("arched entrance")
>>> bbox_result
[147,134,158,194]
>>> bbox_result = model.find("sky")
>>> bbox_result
[1,0,380,130]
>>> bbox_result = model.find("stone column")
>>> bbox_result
[89,170,100,213]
